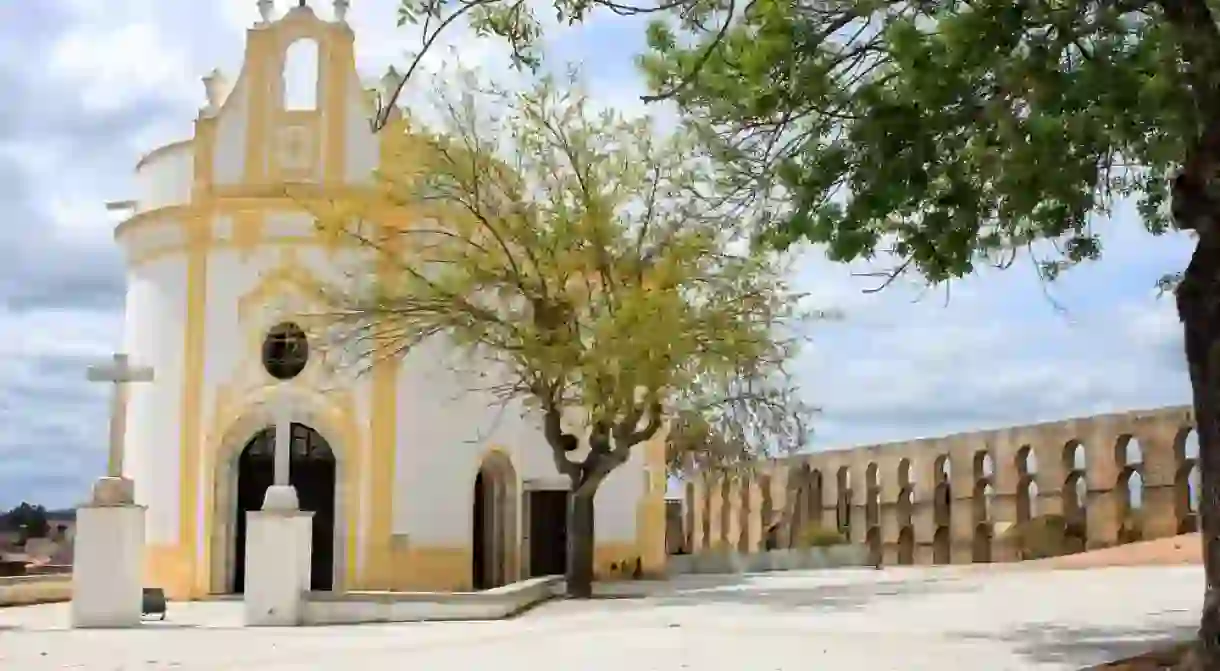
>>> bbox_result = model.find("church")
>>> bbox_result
[107,0,668,600]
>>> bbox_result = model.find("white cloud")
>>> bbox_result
[49,21,195,113]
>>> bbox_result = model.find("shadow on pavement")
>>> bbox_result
[952,622,1197,668]
[588,571,982,613]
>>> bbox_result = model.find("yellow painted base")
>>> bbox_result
[382,544,473,592]
[146,544,194,600]
[145,536,668,600]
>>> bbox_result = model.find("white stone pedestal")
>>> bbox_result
[244,508,313,627]
[71,503,146,628]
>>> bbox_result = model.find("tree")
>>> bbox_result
[0,502,49,541]
[634,0,1220,665]
[317,73,815,597]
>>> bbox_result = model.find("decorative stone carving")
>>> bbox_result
[258,0,275,24]
[202,68,227,116]
[276,125,314,173]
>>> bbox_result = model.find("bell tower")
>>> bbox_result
[229,0,358,187]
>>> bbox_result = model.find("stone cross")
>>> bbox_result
[273,396,292,488]
[261,394,301,511]
[86,353,154,482]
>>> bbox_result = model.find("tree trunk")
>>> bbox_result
[1176,232,1220,669]
[565,488,596,599]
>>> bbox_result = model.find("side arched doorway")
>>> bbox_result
[232,423,337,593]
[472,452,519,590]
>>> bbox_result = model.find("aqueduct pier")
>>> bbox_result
[682,405,1202,565]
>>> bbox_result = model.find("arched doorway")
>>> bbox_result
[933,526,951,565]
[866,526,882,567]
[472,452,518,590]
[897,527,915,565]
[232,423,336,593]
[973,523,992,563]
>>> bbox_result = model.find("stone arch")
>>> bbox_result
[806,468,823,529]
[933,526,951,564]
[972,522,992,563]
[1015,445,1038,523]
[865,462,881,528]
[207,389,356,595]
[1062,440,1088,540]
[701,475,712,551]
[972,450,995,481]
[1114,434,1144,543]
[971,449,994,529]
[866,526,882,566]
[1174,428,1200,533]
[282,38,320,109]
[897,526,915,565]
[972,480,995,525]
[759,473,776,549]
[932,455,951,527]
[932,455,951,564]
[233,422,336,593]
[835,466,852,537]
[472,449,520,589]
[787,464,810,542]
[737,472,752,553]
[683,482,696,553]
[897,458,914,528]
[719,475,732,547]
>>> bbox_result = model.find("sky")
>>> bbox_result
[0,0,1197,510]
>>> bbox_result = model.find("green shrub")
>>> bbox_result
[1003,514,1087,560]
[796,524,846,548]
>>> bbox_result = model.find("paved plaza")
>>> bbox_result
[0,566,1203,670]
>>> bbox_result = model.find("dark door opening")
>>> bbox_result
[528,489,568,578]
[233,423,336,593]
[472,470,488,590]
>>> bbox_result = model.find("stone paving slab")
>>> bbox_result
[0,566,1202,670]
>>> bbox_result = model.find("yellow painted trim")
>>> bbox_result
[176,216,209,598]
[364,229,401,587]
[383,543,472,591]
[200,380,363,594]
[634,432,668,577]
[323,31,350,186]
[242,28,271,185]
[146,544,190,599]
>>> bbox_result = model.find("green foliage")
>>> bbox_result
[1004,514,1087,560]
[0,502,49,540]
[319,71,818,482]
[796,523,846,548]
[638,0,1204,282]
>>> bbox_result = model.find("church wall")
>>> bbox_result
[342,70,377,184]
[120,250,189,546]
[212,81,249,187]
[134,143,194,213]
[195,213,377,594]
[387,338,649,588]
[112,3,666,596]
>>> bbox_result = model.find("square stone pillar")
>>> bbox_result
[71,503,146,628]
[244,509,313,627]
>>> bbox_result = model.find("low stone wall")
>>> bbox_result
[666,545,871,576]
[302,576,563,625]
[0,574,72,607]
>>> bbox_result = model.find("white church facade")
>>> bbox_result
[108,1,667,600]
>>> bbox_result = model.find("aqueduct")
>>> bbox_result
[681,405,1202,564]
